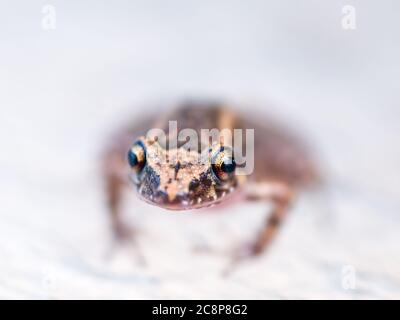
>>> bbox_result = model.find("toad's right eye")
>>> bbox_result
[211,146,236,184]
[127,140,146,172]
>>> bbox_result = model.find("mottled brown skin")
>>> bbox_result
[102,101,318,267]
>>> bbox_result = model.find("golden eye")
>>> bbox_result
[211,146,236,183]
[127,140,146,172]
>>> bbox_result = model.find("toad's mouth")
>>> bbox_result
[134,176,238,210]
[136,187,224,210]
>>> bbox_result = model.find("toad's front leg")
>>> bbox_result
[102,143,146,264]
[103,147,148,265]
[103,147,132,241]
[228,181,295,269]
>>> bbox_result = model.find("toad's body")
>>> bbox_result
[103,102,317,264]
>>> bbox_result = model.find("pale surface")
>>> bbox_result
[0,1,399,299]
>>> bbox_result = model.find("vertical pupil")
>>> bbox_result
[128,150,138,167]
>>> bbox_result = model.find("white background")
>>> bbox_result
[0,0,399,299]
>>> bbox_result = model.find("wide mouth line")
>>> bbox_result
[136,185,235,210]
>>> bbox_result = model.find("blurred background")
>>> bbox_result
[0,0,399,299]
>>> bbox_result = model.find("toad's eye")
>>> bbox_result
[211,146,236,183]
[127,140,146,172]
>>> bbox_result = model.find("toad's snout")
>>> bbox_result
[132,166,194,210]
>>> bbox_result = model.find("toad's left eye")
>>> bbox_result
[127,140,146,172]
[211,146,236,183]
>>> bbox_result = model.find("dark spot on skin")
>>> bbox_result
[174,161,181,179]
[189,178,200,191]
[199,170,213,188]
[214,189,224,198]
